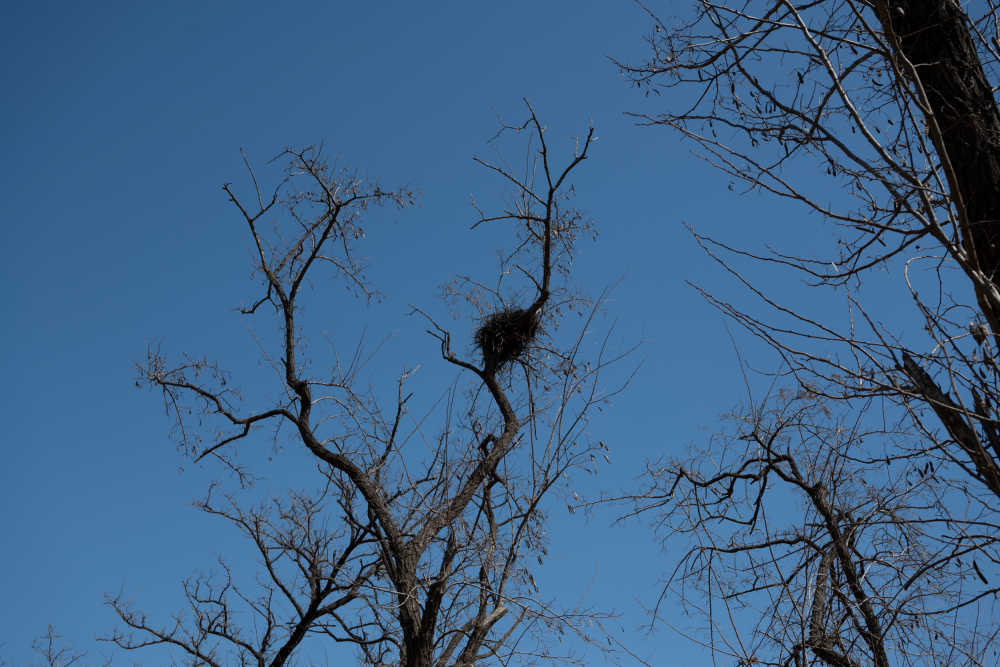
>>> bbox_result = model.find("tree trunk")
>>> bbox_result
[879,0,1000,330]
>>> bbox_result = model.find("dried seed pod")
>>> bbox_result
[970,322,989,346]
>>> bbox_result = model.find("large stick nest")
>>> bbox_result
[474,307,540,371]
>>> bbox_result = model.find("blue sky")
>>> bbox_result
[0,2,837,664]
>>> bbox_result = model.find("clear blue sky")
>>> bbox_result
[1,2,828,664]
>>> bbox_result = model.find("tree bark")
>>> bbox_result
[878,0,1000,330]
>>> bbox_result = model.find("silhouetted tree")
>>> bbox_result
[30,626,101,667]
[105,104,628,666]
[620,2,1000,665]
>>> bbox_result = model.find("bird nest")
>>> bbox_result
[474,307,540,371]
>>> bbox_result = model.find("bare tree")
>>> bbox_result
[30,626,98,667]
[617,1,1000,665]
[104,104,628,666]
